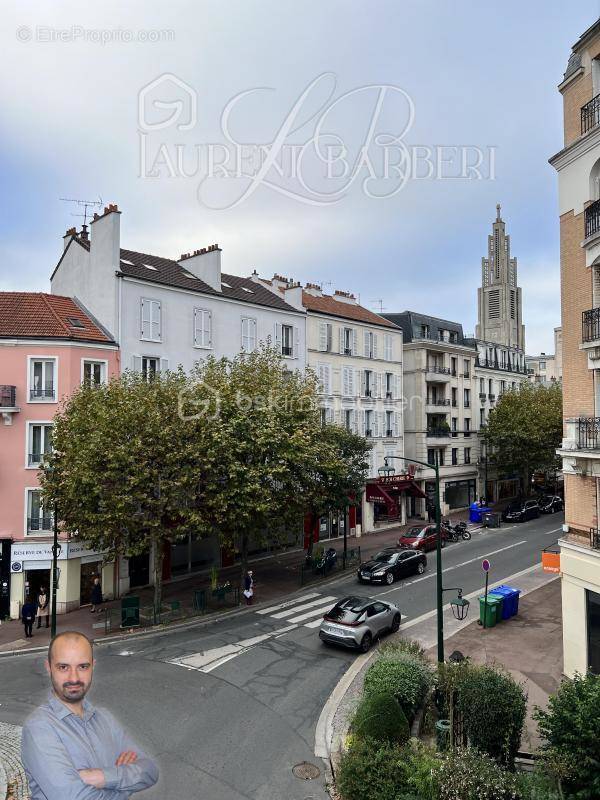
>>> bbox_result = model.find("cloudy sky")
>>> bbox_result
[1,1,597,354]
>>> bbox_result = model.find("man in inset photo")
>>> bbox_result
[22,631,159,799]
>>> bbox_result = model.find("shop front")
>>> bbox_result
[9,540,114,619]
[364,474,427,531]
[444,478,477,510]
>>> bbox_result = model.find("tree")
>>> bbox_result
[41,369,217,617]
[481,382,562,494]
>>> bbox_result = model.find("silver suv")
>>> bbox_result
[318,596,401,653]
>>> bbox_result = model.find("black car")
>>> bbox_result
[539,495,563,514]
[502,499,540,522]
[357,548,427,585]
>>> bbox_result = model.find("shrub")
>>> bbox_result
[515,770,561,800]
[336,737,409,800]
[457,665,527,766]
[379,638,428,661]
[534,672,600,799]
[364,653,434,715]
[351,692,410,745]
[433,747,518,800]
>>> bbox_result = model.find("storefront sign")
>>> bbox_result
[11,541,106,571]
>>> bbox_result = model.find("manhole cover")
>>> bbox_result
[292,762,321,780]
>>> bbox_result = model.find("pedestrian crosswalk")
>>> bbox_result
[256,592,339,628]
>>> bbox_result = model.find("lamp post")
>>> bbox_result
[378,454,469,662]
[51,508,60,638]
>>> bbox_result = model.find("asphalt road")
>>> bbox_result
[0,512,563,800]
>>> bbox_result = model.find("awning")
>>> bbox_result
[365,476,427,504]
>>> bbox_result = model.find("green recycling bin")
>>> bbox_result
[487,593,505,623]
[478,595,501,628]
[435,719,451,751]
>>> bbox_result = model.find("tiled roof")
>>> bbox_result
[301,292,399,329]
[118,249,302,314]
[383,311,475,346]
[0,293,115,343]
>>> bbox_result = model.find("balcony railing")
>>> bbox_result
[583,307,600,342]
[0,385,16,407]
[582,93,600,135]
[427,398,450,406]
[28,452,51,467]
[427,428,451,437]
[479,392,487,400]
[585,199,600,239]
[365,428,373,437]
[579,417,600,449]
[464,401,471,408]
[488,394,496,401]
[427,365,451,375]
[27,516,53,532]
[591,528,600,549]
[386,429,393,438]
[30,387,56,401]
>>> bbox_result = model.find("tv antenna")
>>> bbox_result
[372,298,386,312]
[59,196,103,226]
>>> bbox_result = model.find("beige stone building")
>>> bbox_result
[526,351,560,384]
[550,18,600,677]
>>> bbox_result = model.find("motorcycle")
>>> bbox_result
[442,520,472,541]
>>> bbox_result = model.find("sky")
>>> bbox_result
[1,0,599,355]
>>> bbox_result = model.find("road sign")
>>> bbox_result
[482,559,490,572]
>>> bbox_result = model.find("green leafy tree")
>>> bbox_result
[41,369,217,616]
[482,382,562,494]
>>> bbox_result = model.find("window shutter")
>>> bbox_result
[206,311,212,347]
[350,409,356,433]
[319,323,327,352]
[373,334,378,359]
[141,299,150,338]
[160,358,169,373]
[352,329,358,356]
[326,365,331,394]
[275,323,282,352]
[376,372,382,399]
[293,326,300,358]
[348,368,355,397]
[132,356,142,373]
[193,309,199,346]
[360,410,366,436]
[361,370,366,396]
[343,367,349,396]
[326,323,332,351]
[338,327,344,354]
[326,407,334,424]
[364,330,370,357]
[334,408,342,425]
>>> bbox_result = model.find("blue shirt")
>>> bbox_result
[21,692,159,800]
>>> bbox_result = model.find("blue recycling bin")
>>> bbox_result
[490,585,521,618]
[469,502,491,523]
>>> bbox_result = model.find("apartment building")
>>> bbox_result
[526,352,560,384]
[0,293,119,619]
[383,312,479,516]
[550,17,600,677]
[253,274,410,535]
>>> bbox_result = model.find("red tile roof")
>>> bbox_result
[301,292,399,329]
[0,293,115,343]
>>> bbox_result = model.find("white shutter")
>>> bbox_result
[393,374,399,400]
[293,326,300,358]
[132,356,142,373]
[352,329,358,356]
[317,364,326,393]
[275,323,282,353]
[206,310,212,347]
[339,327,344,354]
[325,365,331,394]
[319,322,327,352]
[334,408,342,425]
[348,368,355,397]
[373,334,378,359]
[351,409,357,433]
[326,407,334,424]
[376,372,382,399]
[364,330,370,357]
[250,319,257,350]
[343,367,350,396]
[241,318,247,349]
[141,299,151,339]
[360,410,366,436]
[160,358,169,373]
[152,301,161,340]
[394,412,400,437]
[384,334,393,361]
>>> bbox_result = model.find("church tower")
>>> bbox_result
[475,204,525,351]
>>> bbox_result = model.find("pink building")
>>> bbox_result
[0,293,119,618]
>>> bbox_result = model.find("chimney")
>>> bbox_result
[304,282,323,297]
[178,244,222,291]
[79,224,89,243]
[90,204,121,274]
[270,274,291,290]
[333,289,358,305]
[282,282,304,311]
[63,227,77,250]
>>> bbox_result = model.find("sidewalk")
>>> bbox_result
[1,513,473,654]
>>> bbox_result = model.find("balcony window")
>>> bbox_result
[344,409,352,431]
[386,410,393,437]
[365,410,373,437]
[464,447,471,464]
[464,389,471,408]
[451,448,458,465]
[364,331,377,359]
[579,417,600,449]
[363,370,373,397]
[28,423,53,467]
[464,418,471,437]
[27,489,53,534]
[281,324,294,356]
[342,327,354,355]
[586,199,600,239]
[82,360,107,386]
[29,358,56,401]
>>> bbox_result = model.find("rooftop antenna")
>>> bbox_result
[59,196,103,226]
[372,298,386,313]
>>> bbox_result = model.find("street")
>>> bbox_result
[0,513,563,800]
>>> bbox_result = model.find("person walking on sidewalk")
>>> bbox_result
[36,586,49,629]
[22,595,37,638]
[21,631,159,799]
[243,570,254,605]
[90,576,103,613]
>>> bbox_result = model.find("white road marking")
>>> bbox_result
[271,596,337,619]
[256,592,321,615]
[304,617,328,629]
[543,527,563,536]
[287,602,339,624]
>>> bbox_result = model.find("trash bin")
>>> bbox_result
[487,592,505,622]
[482,512,501,528]
[478,595,501,627]
[435,719,451,751]
[492,585,521,617]
[470,503,492,523]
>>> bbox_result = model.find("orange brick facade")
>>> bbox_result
[565,474,597,534]
[563,72,593,146]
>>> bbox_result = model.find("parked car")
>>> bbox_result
[539,495,563,514]
[501,499,540,522]
[357,548,427,585]
[397,524,446,551]
[319,596,401,652]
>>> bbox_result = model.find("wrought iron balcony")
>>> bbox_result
[386,429,393,438]
[488,394,496,401]
[582,93,600,135]
[365,428,373,437]
[591,528,600,549]
[427,365,451,375]
[30,387,56,401]
[27,516,53,532]
[585,199,600,240]
[427,398,450,406]
[579,417,600,449]
[0,385,16,407]
[427,428,451,437]
[583,307,600,342]
[479,392,487,400]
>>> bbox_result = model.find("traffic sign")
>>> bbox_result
[482,559,490,572]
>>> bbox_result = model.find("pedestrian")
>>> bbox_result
[21,595,37,639]
[90,576,103,613]
[243,570,254,605]
[21,630,159,799]
[36,586,49,629]
[427,504,435,523]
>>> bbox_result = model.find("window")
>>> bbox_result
[344,409,352,431]
[364,331,377,359]
[82,360,107,386]
[365,410,373,437]
[464,388,471,408]
[28,423,53,467]
[363,370,373,397]
[480,408,485,426]
[421,324,430,339]
[480,377,485,393]
[539,361,546,370]
[427,448,435,466]
[29,358,56,401]
[451,448,458,465]
[384,334,393,361]
[463,359,470,377]
[342,366,356,397]
[386,410,393,437]
[141,298,161,342]
[451,387,457,407]
[320,408,327,426]
[27,489,52,534]
[451,357,457,376]
[488,378,493,394]
[451,417,458,437]
[587,590,600,674]
[500,380,506,393]
[385,372,394,398]
[464,418,471,437]
[341,327,355,355]
[464,447,471,464]
[438,449,445,466]
[281,324,293,356]
[194,308,212,349]
[319,322,333,352]
[241,317,257,351]
[449,330,458,343]
[317,363,332,395]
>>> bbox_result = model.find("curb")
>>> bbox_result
[0,758,6,800]
[314,563,559,767]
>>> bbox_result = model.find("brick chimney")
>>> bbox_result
[282,281,304,311]
[271,274,292,290]
[90,204,121,275]
[304,282,323,297]
[178,244,222,291]
[333,289,358,305]
[63,227,77,250]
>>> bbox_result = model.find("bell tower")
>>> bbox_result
[475,204,525,351]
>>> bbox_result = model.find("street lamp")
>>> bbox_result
[377,454,469,662]
[44,463,61,638]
